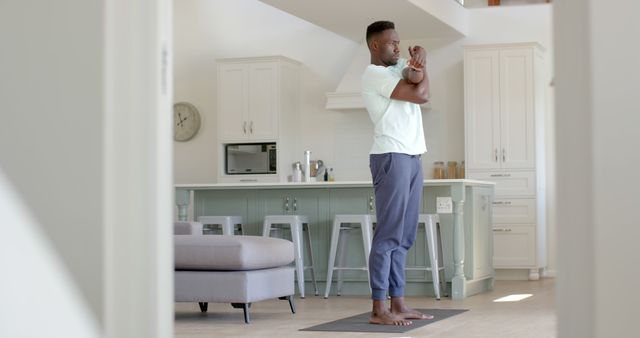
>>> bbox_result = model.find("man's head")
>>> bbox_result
[366,21,400,66]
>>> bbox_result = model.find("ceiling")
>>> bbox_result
[259,0,468,42]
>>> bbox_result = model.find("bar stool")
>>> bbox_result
[324,214,375,298]
[262,215,318,298]
[197,216,244,235]
[406,214,446,299]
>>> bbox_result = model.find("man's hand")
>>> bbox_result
[407,46,426,70]
[393,45,430,104]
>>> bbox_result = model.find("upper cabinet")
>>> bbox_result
[216,56,300,183]
[217,57,299,142]
[464,44,544,170]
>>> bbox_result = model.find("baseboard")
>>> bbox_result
[494,269,531,280]
[495,268,556,280]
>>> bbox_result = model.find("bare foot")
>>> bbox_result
[369,310,413,326]
[390,296,434,320]
[391,307,434,320]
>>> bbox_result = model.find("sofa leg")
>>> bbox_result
[231,303,251,324]
[198,302,208,313]
[279,295,296,314]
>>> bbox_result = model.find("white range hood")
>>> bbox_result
[325,43,369,110]
[259,0,469,110]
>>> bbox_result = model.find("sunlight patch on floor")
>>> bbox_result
[493,294,533,302]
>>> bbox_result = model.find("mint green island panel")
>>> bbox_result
[175,179,495,299]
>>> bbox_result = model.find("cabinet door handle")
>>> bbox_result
[249,121,254,134]
[293,197,297,212]
[502,148,506,162]
[243,121,247,134]
[493,228,512,232]
[368,196,374,213]
[489,173,512,177]
[239,179,257,182]
[284,197,290,212]
[495,149,498,162]
[492,201,512,205]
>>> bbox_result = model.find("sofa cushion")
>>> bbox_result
[174,235,293,271]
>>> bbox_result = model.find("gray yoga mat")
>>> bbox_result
[299,308,468,333]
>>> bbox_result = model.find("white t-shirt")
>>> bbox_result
[361,58,427,155]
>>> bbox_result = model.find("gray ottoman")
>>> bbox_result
[174,234,295,323]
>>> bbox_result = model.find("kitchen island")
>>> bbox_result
[175,179,495,299]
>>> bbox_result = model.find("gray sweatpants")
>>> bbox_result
[368,152,423,300]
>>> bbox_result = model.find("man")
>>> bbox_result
[361,20,432,326]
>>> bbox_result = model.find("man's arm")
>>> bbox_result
[390,46,430,104]
[402,67,424,84]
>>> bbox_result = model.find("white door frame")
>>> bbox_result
[103,0,173,337]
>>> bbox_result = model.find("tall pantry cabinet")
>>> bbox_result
[216,56,300,183]
[464,43,547,280]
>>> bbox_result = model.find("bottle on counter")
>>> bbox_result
[328,168,335,182]
[459,160,465,179]
[433,161,445,179]
[303,150,311,182]
[447,161,458,179]
[292,162,302,182]
[323,167,329,181]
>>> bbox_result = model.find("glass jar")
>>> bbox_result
[458,160,465,179]
[433,161,445,179]
[447,161,458,179]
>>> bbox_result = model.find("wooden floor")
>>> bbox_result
[175,279,556,337]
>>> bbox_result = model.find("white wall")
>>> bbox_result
[1,0,173,337]
[0,0,105,322]
[555,1,640,337]
[0,171,100,338]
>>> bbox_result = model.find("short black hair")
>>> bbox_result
[366,21,395,47]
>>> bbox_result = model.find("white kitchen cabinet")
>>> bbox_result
[492,226,536,268]
[216,56,300,182]
[467,171,536,197]
[464,43,547,279]
[218,60,283,141]
[464,45,542,170]
[492,198,537,224]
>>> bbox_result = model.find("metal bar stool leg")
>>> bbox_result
[361,216,373,293]
[426,215,441,300]
[303,222,318,296]
[290,220,306,298]
[336,227,350,296]
[324,217,341,298]
[436,220,447,296]
[262,218,271,237]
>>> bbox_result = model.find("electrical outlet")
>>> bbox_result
[436,197,453,214]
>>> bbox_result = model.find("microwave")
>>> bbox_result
[225,143,277,175]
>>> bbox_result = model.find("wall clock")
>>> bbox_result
[173,102,201,142]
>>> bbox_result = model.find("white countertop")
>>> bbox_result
[175,179,495,190]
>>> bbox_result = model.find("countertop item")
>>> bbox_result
[175,179,495,190]
[303,151,311,182]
